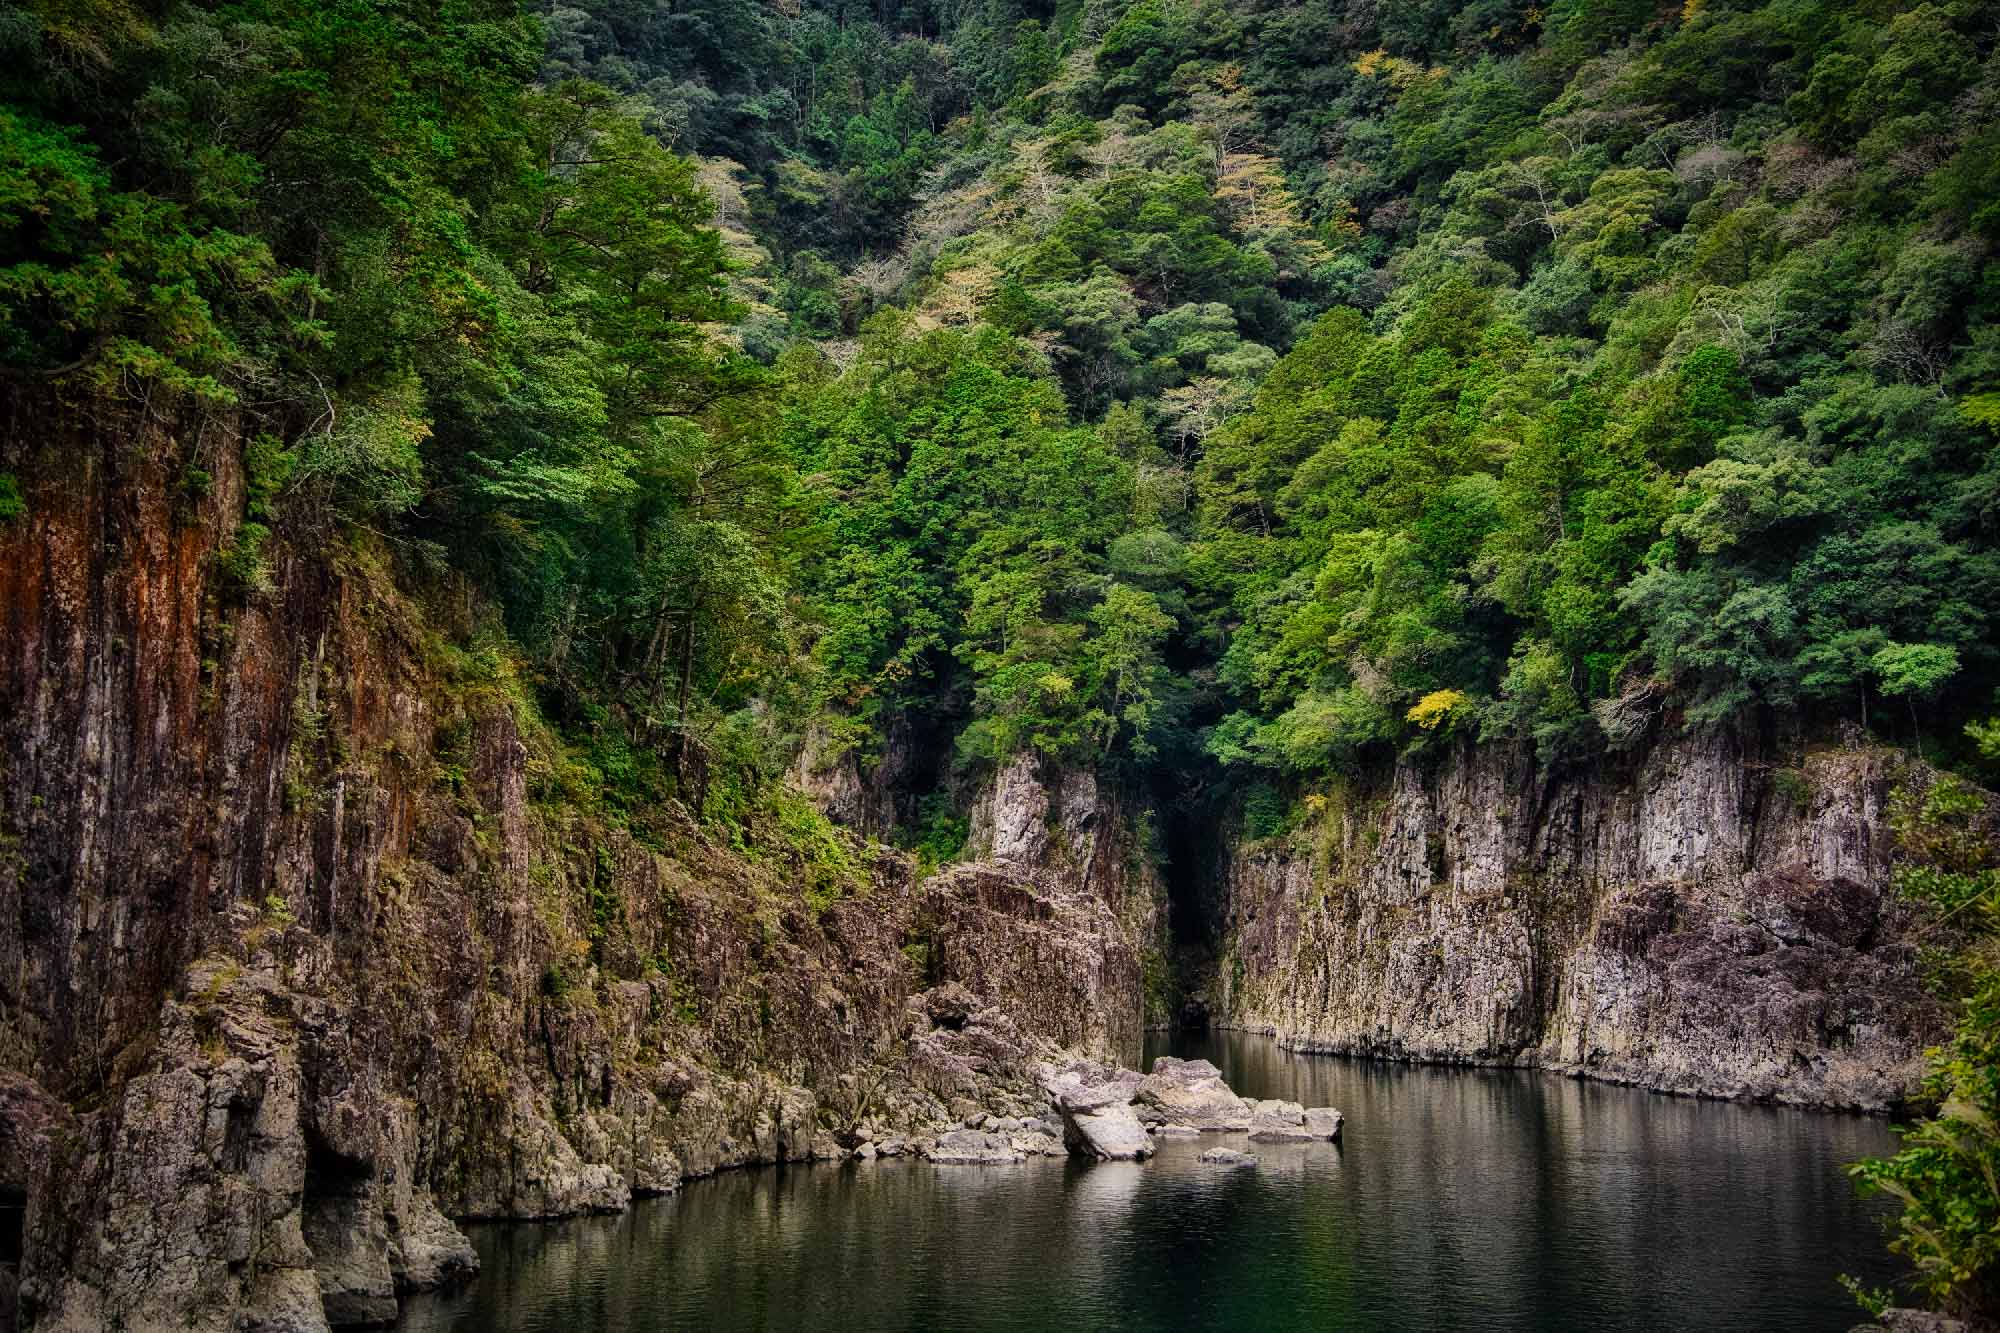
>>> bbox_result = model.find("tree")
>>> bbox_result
[1872,642,1960,748]
[1851,763,2000,1323]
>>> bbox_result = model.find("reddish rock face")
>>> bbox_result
[0,398,1156,1331]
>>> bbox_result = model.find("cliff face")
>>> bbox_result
[0,395,1956,1330]
[794,731,1175,1040]
[0,401,1152,1332]
[1212,732,1946,1110]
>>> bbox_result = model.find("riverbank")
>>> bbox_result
[397,1032,1901,1332]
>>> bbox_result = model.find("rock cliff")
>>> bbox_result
[0,400,1152,1331]
[0,394,1960,1330]
[1211,732,1947,1110]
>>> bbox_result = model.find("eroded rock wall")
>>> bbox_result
[795,739,1175,1040]
[1214,732,1947,1109]
[0,398,1149,1331]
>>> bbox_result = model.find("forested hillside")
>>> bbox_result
[3,0,1999,1320]
[7,0,1999,820]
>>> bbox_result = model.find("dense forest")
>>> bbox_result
[2,0,1997,1318]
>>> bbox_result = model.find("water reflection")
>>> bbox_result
[397,1032,1900,1332]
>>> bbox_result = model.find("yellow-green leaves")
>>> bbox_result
[1406,689,1469,730]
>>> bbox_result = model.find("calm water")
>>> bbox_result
[396,1032,1902,1332]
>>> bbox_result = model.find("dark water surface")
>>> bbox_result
[396,1032,1902,1332]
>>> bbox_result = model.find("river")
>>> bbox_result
[394,1031,1903,1331]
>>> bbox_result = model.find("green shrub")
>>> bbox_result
[217,521,274,597]
[1849,762,2000,1320]
[1243,783,1290,840]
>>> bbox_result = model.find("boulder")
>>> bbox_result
[1040,1061,1154,1162]
[1062,1105,1154,1161]
[1042,1060,1142,1113]
[1198,1148,1257,1168]
[1246,1100,1343,1142]
[1134,1057,1252,1131]
[1303,1107,1344,1141]
[924,1129,1025,1165]
[1247,1100,1312,1141]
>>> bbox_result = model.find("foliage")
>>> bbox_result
[5,4,1998,1307]
[1851,757,2000,1321]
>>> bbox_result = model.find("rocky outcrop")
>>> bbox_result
[0,400,1151,1331]
[794,695,1176,1047]
[1041,1061,1153,1161]
[1246,1101,1343,1143]
[1033,1056,1338,1163]
[958,751,1173,1037]
[1198,1147,1257,1168]
[1214,734,1951,1110]
[918,864,1147,1063]
[1133,1057,1250,1131]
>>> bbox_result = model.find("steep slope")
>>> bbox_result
[0,399,1156,1331]
[1211,733,1947,1109]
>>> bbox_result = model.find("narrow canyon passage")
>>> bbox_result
[394,1033,1901,1333]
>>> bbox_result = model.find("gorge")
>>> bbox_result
[0,408,1964,1328]
[2,0,1998,1328]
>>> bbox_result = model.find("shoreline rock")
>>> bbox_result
[1041,1057,1343,1162]
[1041,1062,1154,1161]
[924,1130,1026,1166]
[1134,1058,1252,1131]
[1246,1100,1345,1143]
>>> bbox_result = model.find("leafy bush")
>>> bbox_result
[1850,757,2000,1320]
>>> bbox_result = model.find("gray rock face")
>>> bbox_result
[1198,1148,1257,1168]
[1215,734,1954,1110]
[1134,1057,1251,1131]
[960,751,1173,1033]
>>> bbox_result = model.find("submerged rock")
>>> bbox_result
[1198,1148,1257,1168]
[1134,1057,1252,1131]
[1303,1107,1344,1141]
